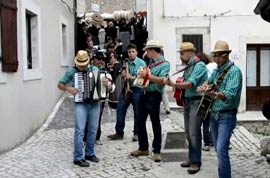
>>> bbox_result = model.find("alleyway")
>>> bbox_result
[0,94,269,178]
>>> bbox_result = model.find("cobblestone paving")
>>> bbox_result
[0,95,269,178]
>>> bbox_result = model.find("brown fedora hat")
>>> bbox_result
[74,50,90,66]
[178,42,196,52]
[212,40,232,53]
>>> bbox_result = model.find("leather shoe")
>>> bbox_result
[180,160,191,167]
[73,159,90,167]
[107,133,123,140]
[85,155,100,163]
[187,164,200,174]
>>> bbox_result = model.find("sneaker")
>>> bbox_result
[187,164,200,174]
[153,153,162,162]
[107,133,123,140]
[132,134,138,142]
[166,110,171,114]
[180,160,191,167]
[130,149,149,157]
[95,140,103,145]
[85,155,100,163]
[73,159,90,167]
[202,146,210,151]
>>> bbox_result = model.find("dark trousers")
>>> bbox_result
[138,91,162,153]
[202,113,213,146]
[84,101,105,142]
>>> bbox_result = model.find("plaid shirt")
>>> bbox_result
[59,65,99,86]
[183,56,208,97]
[208,60,242,113]
[146,55,170,93]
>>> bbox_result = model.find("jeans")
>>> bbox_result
[202,113,213,146]
[83,101,105,142]
[210,110,237,178]
[138,91,162,153]
[115,87,142,135]
[183,99,204,166]
[73,101,100,161]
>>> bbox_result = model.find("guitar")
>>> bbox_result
[197,84,215,119]
[173,77,185,107]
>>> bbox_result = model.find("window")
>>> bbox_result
[60,15,69,66]
[62,24,67,62]
[25,10,39,70]
[182,35,203,53]
[22,0,42,81]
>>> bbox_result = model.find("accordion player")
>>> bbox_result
[74,69,113,102]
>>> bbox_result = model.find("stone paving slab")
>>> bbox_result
[0,95,269,178]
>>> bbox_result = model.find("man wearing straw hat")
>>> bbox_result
[58,50,112,167]
[166,42,208,174]
[197,40,242,178]
[130,40,170,162]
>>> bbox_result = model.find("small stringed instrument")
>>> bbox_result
[173,77,185,107]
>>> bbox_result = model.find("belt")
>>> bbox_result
[185,96,202,101]
[219,108,237,113]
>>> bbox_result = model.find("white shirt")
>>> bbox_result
[206,62,217,79]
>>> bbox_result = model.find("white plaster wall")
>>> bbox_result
[148,0,270,112]
[0,0,74,153]
[136,0,147,12]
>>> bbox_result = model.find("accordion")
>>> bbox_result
[74,70,107,102]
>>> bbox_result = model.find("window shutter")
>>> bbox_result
[1,0,18,72]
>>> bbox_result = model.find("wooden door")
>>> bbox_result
[246,44,270,110]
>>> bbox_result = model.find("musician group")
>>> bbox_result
[58,38,242,178]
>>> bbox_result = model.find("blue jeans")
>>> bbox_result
[210,110,237,178]
[115,87,142,135]
[183,99,204,166]
[74,101,100,161]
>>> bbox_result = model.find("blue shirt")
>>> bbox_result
[128,57,146,87]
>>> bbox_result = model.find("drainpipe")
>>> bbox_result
[74,0,77,54]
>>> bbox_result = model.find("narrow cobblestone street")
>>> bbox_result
[0,95,269,178]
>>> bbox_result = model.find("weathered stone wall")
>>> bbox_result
[77,0,136,14]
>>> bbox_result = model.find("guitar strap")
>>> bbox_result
[212,62,234,90]
[198,62,234,119]
[170,56,201,77]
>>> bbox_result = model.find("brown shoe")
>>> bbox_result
[130,149,149,157]
[107,133,123,140]
[153,153,162,162]
[187,164,200,174]
[180,160,191,167]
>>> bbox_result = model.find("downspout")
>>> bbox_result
[74,0,77,54]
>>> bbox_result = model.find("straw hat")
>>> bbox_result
[212,40,232,53]
[143,40,163,50]
[91,13,104,25]
[74,50,90,66]
[178,42,196,52]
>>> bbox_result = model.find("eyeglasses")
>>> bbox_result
[212,53,228,58]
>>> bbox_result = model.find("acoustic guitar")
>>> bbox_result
[173,77,185,107]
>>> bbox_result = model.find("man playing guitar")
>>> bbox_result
[166,42,208,174]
